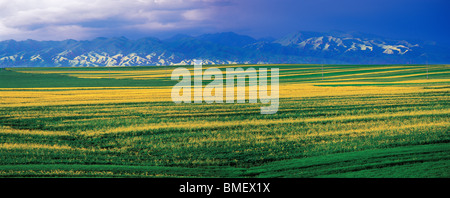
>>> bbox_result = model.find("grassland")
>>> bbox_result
[0,64,448,177]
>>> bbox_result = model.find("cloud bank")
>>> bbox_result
[0,0,448,43]
[0,0,232,40]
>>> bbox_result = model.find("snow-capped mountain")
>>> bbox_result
[0,31,448,67]
[274,31,418,55]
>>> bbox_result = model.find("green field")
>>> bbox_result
[0,64,449,177]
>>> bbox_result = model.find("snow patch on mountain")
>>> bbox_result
[0,31,445,66]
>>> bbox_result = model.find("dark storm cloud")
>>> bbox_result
[0,0,448,43]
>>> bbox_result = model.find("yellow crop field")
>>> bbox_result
[0,64,448,177]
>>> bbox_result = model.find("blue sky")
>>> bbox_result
[0,0,448,43]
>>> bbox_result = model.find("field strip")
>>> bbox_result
[81,109,450,136]
[17,70,169,74]
[15,66,323,78]
[281,70,449,83]
[16,66,321,73]
[15,65,428,80]
[16,67,322,80]
[0,86,169,91]
[320,67,429,78]
[0,126,69,136]
[0,98,170,107]
[72,75,170,79]
[1,84,446,107]
[289,70,449,82]
[0,88,173,107]
[279,67,424,78]
[305,121,449,138]
[0,143,447,177]
[248,143,450,178]
[0,164,246,177]
[0,143,106,152]
[320,71,450,82]
[177,122,449,146]
[279,84,447,98]
[314,79,450,85]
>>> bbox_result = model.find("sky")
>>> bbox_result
[0,0,449,43]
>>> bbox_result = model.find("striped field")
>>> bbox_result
[0,64,448,177]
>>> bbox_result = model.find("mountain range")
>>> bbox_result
[1,31,449,67]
